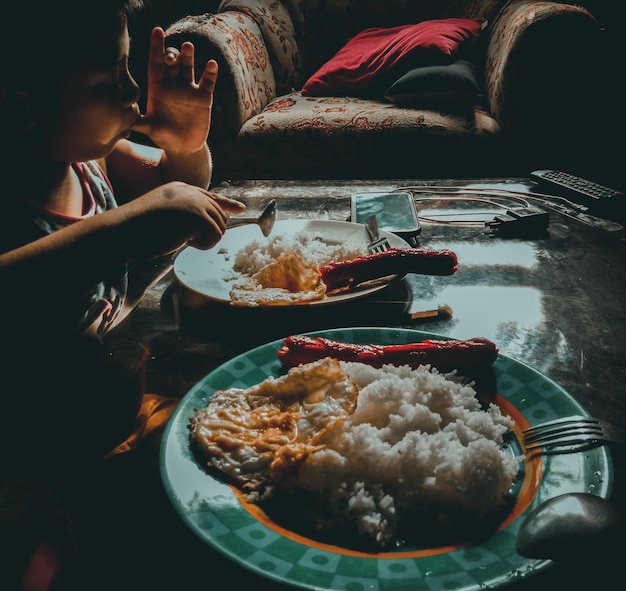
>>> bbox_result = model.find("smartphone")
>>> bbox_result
[351,191,421,240]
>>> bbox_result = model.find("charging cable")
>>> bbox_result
[485,206,550,235]
[389,185,595,231]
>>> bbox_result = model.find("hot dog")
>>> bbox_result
[319,247,458,292]
[277,335,498,372]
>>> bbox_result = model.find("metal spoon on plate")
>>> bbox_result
[516,492,623,560]
[226,199,277,237]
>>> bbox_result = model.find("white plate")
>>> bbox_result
[173,219,410,306]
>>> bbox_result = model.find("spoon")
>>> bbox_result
[516,492,623,561]
[226,199,277,237]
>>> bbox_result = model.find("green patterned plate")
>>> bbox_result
[160,328,612,591]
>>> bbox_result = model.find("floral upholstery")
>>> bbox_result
[221,93,504,179]
[163,0,601,181]
[218,0,303,94]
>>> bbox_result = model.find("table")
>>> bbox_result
[108,177,626,590]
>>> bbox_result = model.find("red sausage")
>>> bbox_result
[319,247,458,291]
[277,335,498,372]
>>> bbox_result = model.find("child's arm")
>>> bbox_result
[107,26,218,200]
[0,183,244,306]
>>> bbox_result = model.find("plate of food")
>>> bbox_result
[160,327,612,591]
[173,219,457,307]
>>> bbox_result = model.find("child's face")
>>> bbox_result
[42,23,141,163]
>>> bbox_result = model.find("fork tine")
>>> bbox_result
[367,237,390,254]
[523,414,610,452]
[524,426,603,445]
[522,415,591,435]
[364,215,391,254]
[524,436,605,453]
[523,414,626,453]
[523,418,601,443]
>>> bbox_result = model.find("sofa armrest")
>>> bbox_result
[219,0,303,91]
[484,0,602,133]
[166,11,276,142]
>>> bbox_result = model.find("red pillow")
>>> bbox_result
[301,18,484,96]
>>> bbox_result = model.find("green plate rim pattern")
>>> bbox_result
[160,327,613,591]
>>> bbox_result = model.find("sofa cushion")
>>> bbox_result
[301,18,484,97]
[384,59,482,107]
[217,91,503,180]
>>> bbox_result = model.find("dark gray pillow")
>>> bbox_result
[384,59,482,106]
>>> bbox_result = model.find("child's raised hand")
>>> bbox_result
[132,27,216,155]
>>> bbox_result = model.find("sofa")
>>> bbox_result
[130,1,607,182]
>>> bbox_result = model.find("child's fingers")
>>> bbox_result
[175,42,196,83]
[197,60,219,95]
[211,193,246,214]
[147,27,167,82]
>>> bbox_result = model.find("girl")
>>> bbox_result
[0,1,245,589]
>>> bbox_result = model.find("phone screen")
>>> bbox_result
[351,192,420,236]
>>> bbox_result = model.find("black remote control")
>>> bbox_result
[530,170,624,217]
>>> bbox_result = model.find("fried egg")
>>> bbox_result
[190,357,358,498]
[229,251,327,306]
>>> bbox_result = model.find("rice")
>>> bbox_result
[270,362,520,549]
[229,230,367,278]
[194,359,522,550]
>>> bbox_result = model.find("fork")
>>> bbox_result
[522,415,626,452]
[364,215,390,253]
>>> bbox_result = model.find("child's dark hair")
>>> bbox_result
[0,0,144,133]
[1,0,143,89]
